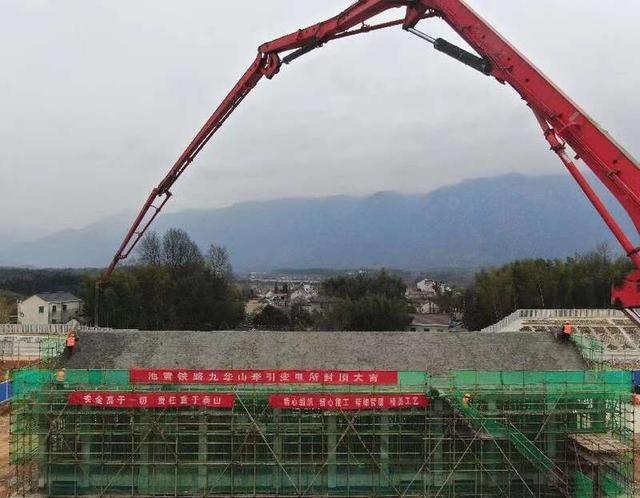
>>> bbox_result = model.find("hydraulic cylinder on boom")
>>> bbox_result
[96,0,640,325]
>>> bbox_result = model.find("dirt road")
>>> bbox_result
[0,408,12,498]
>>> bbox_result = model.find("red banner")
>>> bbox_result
[268,393,429,410]
[68,391,235,409]
[130,369,397,385]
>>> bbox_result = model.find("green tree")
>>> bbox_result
[462,245,634,330]
[321,269,406,300]
[319,270,411,331]
[207,245,232,279]
[0,268,87,297]
[84,229,245,330]
[0,296,13,323]
[432,286,464,314]
[84,270,140,328]
[137,231,163,266]
[323,295,412,331]
[162,228,204,269]
[289,300,313,330]
[252,305,290,330]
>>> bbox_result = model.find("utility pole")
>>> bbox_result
[94,281,101,327]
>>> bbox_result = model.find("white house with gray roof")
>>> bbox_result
[17,292,83,325]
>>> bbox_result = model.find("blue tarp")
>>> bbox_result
[0,380,10,403]
[632,371,640,389]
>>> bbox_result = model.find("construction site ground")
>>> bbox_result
[0,406,12,498]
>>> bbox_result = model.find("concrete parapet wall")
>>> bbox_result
[0,323,75,334]
[0,325,112,359]
[481,309,625,333]
[0,324,112,335]
[0,335,44,358]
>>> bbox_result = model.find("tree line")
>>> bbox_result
[462,245,633,330]
[0,267,88,297]
[83,229,244,329]
[0,234,631,333]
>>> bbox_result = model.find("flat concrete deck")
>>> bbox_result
[63,329,586,374]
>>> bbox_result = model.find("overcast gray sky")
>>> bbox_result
[1,0,639,238]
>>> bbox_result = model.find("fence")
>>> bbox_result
[0,324,113,335]
[0,380,10,404]
[0,326,113,362]
[0,324,75,335]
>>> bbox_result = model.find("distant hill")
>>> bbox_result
[0,173,632,271]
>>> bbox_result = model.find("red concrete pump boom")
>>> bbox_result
[99,0,640,323]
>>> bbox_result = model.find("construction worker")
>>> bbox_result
[559,320,573,341]
[56,368,66,383]
[462,392,472,406]
[64,331,78,359]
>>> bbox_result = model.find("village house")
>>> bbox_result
[264,290,290,308]
[406,313,461,333]
[405,278,455,316]
[416,300,441,314]
[17,292,83,325]
[405,289,441,314]
[290,283,318,303]
[245,282,324,318]
[415,278,450,296]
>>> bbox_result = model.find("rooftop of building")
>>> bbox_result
[62,329,586,374]
[409,313,452,327]
[33,292,81,303]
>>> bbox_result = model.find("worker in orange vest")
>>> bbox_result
[559,320,573,341]
[65,331,78,358]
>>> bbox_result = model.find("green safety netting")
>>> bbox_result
[572,333,606,364]
[11,367,631,393]
[37,335,66,363]
[437,369,631,394]
[575,471,593,498]
[9,367,635,498]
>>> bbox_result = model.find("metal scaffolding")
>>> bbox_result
[9,368,635,497]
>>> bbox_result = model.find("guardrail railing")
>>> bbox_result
[480,309,626,333]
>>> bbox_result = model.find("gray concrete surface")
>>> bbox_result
[63,330,586,373]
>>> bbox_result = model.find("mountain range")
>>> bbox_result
[0,173,632,271]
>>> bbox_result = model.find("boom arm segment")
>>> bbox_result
[100,0,640,315]
[426,0,640,233]
[100,0,402,280]
[101,53,271,277]
[419,0,640,313]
